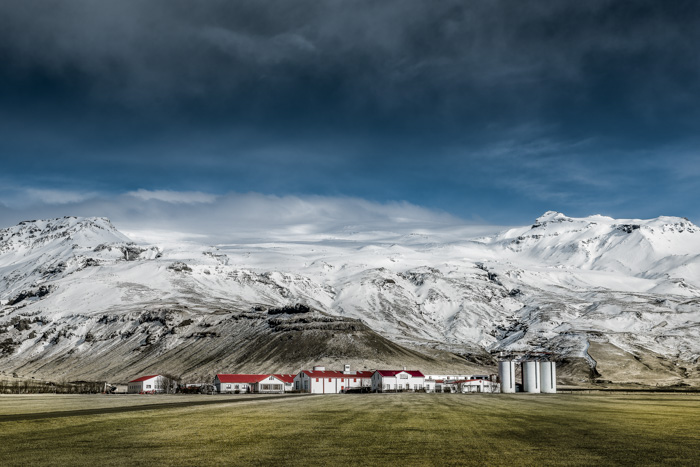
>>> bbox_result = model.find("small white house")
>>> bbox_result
[371,370,425,392]
[256,375,287,393]
[128,375,166,394]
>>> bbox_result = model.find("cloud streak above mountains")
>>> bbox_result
[0,189,496,244]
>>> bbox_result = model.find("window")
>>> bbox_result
[226,384,231,389]
[235,385,239,389]
[146,385,151,389]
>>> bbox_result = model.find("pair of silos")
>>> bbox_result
[498,360,556,393]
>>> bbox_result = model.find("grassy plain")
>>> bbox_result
[0,393,698,466]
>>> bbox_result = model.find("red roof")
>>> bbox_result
[216,374,270,384]
[375,370,425,377]
[274,374,296,383]
[299,370,373,379]
[302,370,347,378]
[129,374,160,383]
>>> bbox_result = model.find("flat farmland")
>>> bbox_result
[0,393,698,466]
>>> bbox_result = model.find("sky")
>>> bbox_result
[1,1,699,240]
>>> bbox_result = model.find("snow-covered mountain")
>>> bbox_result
[0,212,698,386]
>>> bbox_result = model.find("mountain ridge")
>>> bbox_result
[0,212,698,386]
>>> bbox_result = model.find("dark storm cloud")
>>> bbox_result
[3,0,699,113]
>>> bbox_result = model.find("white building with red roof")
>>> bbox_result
[293,366,349,393]
[214,374,286,394]
[294,365,374,393]
[128,374,166,394]
[371,369,425,392]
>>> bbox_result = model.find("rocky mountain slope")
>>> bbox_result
[0,212,698,386]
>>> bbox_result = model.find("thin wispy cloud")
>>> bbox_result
[23,188,99,205]
[126,189,218,204]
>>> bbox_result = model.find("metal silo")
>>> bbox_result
[540,361,556,393]
[522,361,540,393]
[498,361,516,393]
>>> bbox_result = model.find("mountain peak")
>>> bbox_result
[532,211,572,228]
[0,216,132,252]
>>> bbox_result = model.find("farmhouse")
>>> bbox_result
[371,370,425,392]
[127,375,166,394]
[257,374,287,393]
[213,374,286,394]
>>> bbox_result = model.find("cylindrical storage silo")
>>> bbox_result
[522,361,540,393]
[540,361,556,393]
[498,361,516,393]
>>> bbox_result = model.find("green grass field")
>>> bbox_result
[0,393,698,466]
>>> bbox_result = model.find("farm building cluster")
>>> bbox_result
[128,361,556,395]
